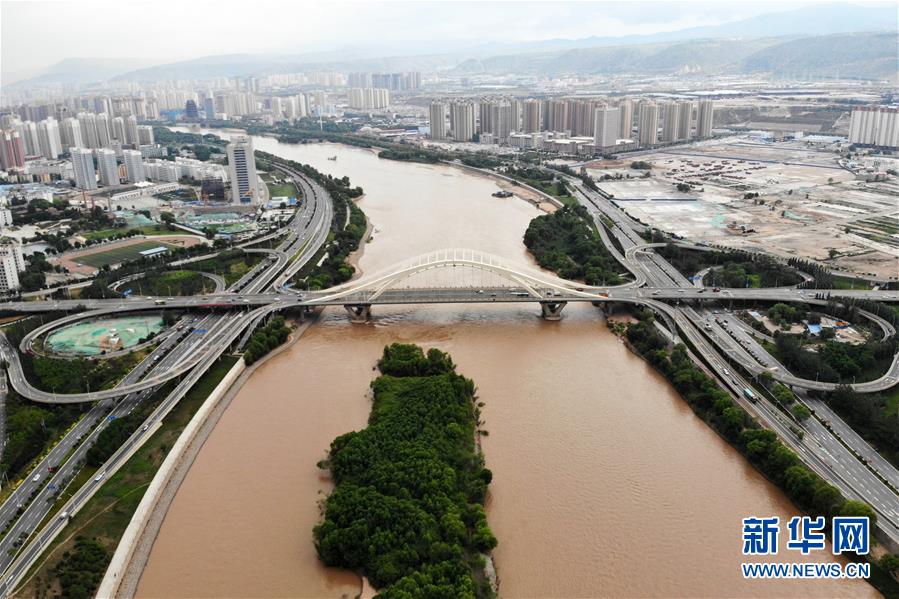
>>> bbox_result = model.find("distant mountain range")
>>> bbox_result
[5,3,896,88]
[7,57,156,88]
[495,1,895,53]
[451,32,899,81]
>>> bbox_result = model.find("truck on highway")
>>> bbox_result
[743,388,758,403]
[154,299,166,305]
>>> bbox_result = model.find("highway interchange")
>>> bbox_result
[0,157,897,593]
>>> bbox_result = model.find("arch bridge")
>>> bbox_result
[304,248,605,321]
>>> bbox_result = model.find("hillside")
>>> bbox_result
[739,32,899,81]
[452,31,898,81]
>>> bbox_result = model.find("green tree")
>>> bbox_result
[836,499,877,525]
[791,404,811,421]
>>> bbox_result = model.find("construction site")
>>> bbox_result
[588,136,899,280]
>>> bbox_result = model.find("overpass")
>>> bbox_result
[3,247,898,401]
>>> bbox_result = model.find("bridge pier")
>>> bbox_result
[540,301,567,321]
[344,304,371,323]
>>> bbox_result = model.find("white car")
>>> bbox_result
[94,472,105,482]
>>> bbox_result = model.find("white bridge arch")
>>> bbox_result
[311,248,586,304]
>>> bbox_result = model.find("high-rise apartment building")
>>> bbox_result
[593,106,620,149]
[112,117,126,143]
[696,100,714,138]
[123,149,145,183]
[660,102,680,142]
[509,99,522,133]
[226,135,259,204]
[96,113,112,147]
[848,106,899,148]
[0,130,26,169]
[18,121,41,156]
[449,101,476,141]
[429,102,448,140]
[60,117,83,151]
[137,125,155,145]
[0,239,25,294]
[543,99,569,133]
[77,112,100,148]
[347,88,390,109]
[676,101,693,140]
[204,96,216,120]
[638,102,659,146]
[478,101,496,135]
[495,105,513,141]
[125,115,139,146]
[37,118,62,159]
[0,208,13,228]
[96,148,119,186]
[618,99,634,139]
[71,147,97,190]
[522,99,541,133]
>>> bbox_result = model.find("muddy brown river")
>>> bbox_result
[135,133,877,598]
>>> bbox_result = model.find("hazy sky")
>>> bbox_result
[0,0,889,79]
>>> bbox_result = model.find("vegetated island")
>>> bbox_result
[524,204,623,285]
[314,343,497,598]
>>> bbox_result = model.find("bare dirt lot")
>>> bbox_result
[596,138,899,279]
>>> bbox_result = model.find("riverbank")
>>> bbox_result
[10,355,239,599]
[346,202,373,280]
[614,315,899,598]
[109,316,319,598]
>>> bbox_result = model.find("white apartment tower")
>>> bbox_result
[429,102,448,140]
[60,117,83,151]
[95,113,112,147]
[696,100,714,138]
[19,121,41,155]
[226,135,259,204]
[0,239,25,294]
[593,106,620,150]
[509,99,522,133]
[97,149,119,186]
[37,118,62,159]
[848,106,899,148]
[449,101,476,142]
[112,117,126,143]
[125,115,139,145]
[638,102,659,146]
[618,99,634,139]
[522,99,541,134]
[123,149,145,183]
[660,102,680,143]
[137,125,155,145]
[676,101,693,140]
[77,112,100,148]
[496,105,513,141]
[70,147,97,190]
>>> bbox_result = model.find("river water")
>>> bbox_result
[136,131,877,598]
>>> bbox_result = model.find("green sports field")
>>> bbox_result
[75,241,176,268]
